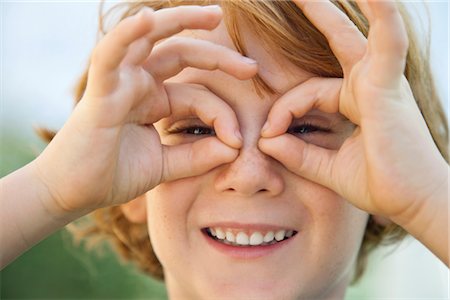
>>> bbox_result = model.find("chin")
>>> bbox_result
[167,263,348,300]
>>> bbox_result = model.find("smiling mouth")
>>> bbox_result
[202,227,298,247]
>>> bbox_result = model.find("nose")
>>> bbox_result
[214,143,284,197]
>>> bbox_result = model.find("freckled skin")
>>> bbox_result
[147,20,369,300]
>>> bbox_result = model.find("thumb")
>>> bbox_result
[259,134,337,190]
[161,137,238,182]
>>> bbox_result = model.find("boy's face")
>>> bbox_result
[147,19,369,299]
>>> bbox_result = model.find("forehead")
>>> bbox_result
[171,19,314,95]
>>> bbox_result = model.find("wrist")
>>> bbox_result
[30,158,91,222]
[1,161,88,268]
[391,164,448,265]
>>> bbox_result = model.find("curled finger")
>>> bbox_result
[144,37,258,82]
[148,5,223,44]
[90,8,155,80]
[160,82,243,149]
[261,77,342,138]
[259,134,337,190]
[161,137,239,183]
[365,0,408,87]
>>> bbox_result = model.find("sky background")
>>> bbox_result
[1,1,449,298]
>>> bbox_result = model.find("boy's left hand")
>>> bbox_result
[259,0,448,247]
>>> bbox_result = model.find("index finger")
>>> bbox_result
[261,77,341,138]
[163,82,243,149]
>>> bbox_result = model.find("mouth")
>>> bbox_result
[202,227,298,247]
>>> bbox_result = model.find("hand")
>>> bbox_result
[259,1,447,224]
[32,6,258,217]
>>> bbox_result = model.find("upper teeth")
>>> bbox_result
[207,228,295,246]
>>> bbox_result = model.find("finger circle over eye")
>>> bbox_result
[143,37,258,82]
[261,77,342,138]
[163,82,242,149]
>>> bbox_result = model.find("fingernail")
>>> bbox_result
[240,56,257,65]
[261,121,270,134]
[203,5,222,12]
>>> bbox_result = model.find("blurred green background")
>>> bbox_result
[1,1,448,299]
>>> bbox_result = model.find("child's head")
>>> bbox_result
[59,0,448,299]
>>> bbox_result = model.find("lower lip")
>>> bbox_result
[202,231,296,259]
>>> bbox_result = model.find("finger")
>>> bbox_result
[293,0,367,73]
[121,37,153,66]
[161,137,239,182]
[259,134,337,190]
[365,0,408,87]
[164,82,243,149]
[144,37,258,81]
[122,5,224,67]
[261,77,342,138]
[90,7,155,76]
[148,5,223,44]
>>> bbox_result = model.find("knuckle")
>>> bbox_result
[396,33,409,56]
[137,6,154,19]
[190,83,210,92]
[164,36,187,49]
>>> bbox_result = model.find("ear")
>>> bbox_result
[371,214,392,227]
[120,195,147,224]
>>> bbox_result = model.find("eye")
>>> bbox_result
[166,124,215,136]
[183,126,215,136]
[287,122,331,135]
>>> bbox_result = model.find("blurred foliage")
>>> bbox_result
[0,130,167,299]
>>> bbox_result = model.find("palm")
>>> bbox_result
[333,50,437,216]
[328,130,369,207]
[111,124,164,205]
[56,54,170,210]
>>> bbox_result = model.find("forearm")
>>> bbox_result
[0,161,85,269]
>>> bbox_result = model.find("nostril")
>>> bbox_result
[225,188,268,195]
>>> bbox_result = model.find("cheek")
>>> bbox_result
[145,178,200,267]
[296,177,368,232]
[294,179,369,281]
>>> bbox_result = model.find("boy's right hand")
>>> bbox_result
[32,6,257,217]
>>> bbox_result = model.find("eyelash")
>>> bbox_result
[287,122,331,135]
[167,122,329,136]
[167,125,215,136]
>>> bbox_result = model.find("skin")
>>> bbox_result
[1,1,448,298]
[146,18,369,299]
[261,0,448,263]
[1,5,256,267]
